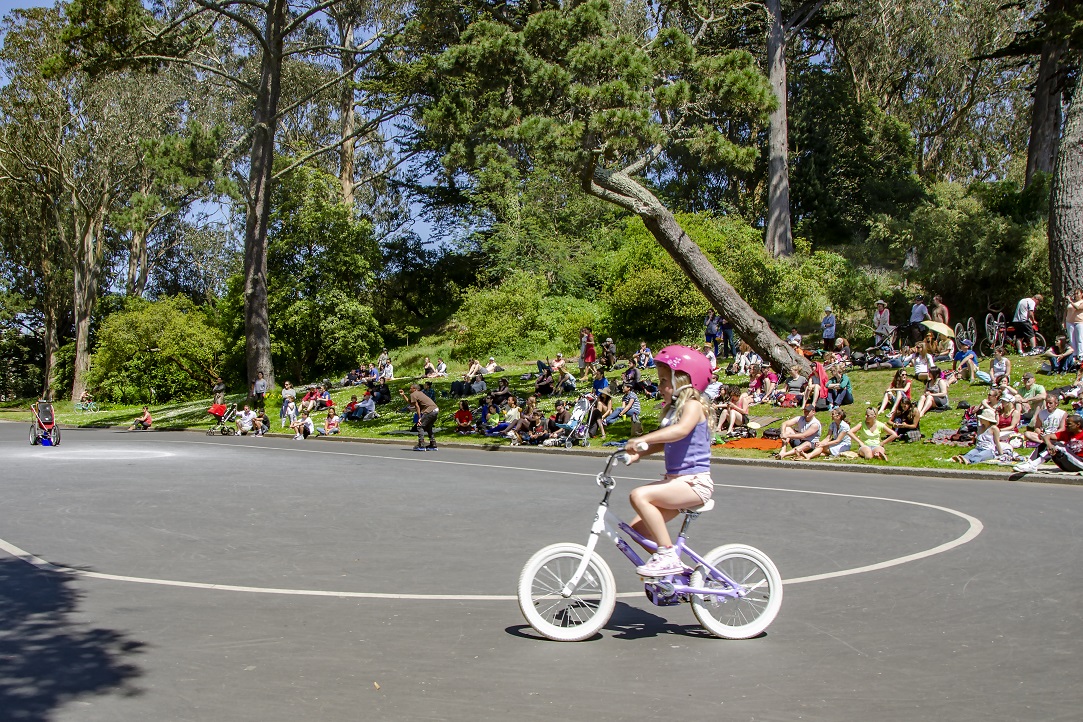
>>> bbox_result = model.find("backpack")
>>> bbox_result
[762,427,782,440]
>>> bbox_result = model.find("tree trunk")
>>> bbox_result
[70,209,105,402]
[42,301,58,401]
[338,17,356,206]
[1049,70,1083,324]
[765,0,793,258]
[242,0,286,392]
[589,167,809,375]
[1026,38,1065,187]
[126,227,150,297]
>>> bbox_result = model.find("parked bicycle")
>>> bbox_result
[517,450,783,641]
[980,312,1045,358]
[74,400,99,413]
[953,317,977,347]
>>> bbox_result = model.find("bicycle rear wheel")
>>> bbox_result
[978,338,994,358]
[690,544,783,639]
[966,317,977,344]
[953,323,965,343]
[985,313,996,342]
[518,543,616,642]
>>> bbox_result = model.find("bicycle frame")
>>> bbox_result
[559,453,753,603]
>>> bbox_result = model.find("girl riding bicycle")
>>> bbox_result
[623,345,714,577]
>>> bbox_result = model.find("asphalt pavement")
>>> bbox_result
[1,424,1081,721]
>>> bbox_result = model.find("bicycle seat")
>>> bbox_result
[681,499,714,514]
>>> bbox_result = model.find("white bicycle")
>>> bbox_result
[517,450,783,641]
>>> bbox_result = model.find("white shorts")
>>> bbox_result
[663,472,714,505]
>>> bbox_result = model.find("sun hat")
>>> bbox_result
[605,337,613,343]
[825,306,833,312]
[977,408,998,424]
[875,299,887,305]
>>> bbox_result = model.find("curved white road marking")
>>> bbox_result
[8,448,177,461]
[0,438,984,600]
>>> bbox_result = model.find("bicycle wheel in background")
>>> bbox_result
[690,544,783,639]
[1033,332,1047,352]
[985,313,997,342]
[518,542,616,642]
[966,317,977,344]
[978,338,995,358]
[954,323,965,343]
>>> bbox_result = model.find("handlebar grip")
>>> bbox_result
[635,442,649,452]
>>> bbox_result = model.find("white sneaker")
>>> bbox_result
[636,548,684,577]
[293,434,302,440]
[1013,460,1040,473]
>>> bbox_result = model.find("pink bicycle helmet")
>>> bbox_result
[653,345,713,392]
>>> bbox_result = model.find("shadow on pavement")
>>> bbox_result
[0,558,145,720]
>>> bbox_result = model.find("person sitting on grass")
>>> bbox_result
[291,410,314,440]
[781,364,807,406]
[890,396,920,438]
[1014,413,1083,473]
[632,342,654,369]
[952,339,981,382]
[995,395,1021,432]
[546,398,572,434]
[916,368,950,416]
[556,367,577,395]
[833,337,852,361]
[128,406,153,431]
[849,407,898,460]
[1023,393,1065,447]
[373,379,392,405]
[715,385,752,437]
[778,404,821,460]
[534,367,554,397]
[434,358,448,377]
[603,382,644,436]
[826,365,853,407]
[316,409,340,435]
[591,390,612,438]
[1019,372,1047,424]
[422,357,437,377]
[910,342,935,382]
[989,346,1011,385]
[523,413,552,445]
[877,369,912,417]
[234,404,258,436]
[491,377,513,407]
[952,408,1004,464]
[487,396,519,436]
[802,408,852,460]
[341,395,362,421]
[592,367,610,396]
[1047,335,1077,374]
[453,400,474,434]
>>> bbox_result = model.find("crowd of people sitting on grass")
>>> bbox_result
[217,298,1083,472]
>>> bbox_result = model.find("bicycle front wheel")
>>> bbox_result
[966,317,977,344]
[953,323,965,342]
[518,543,616,642]
[984,313,996,342]
[978,338,994,358]
[690,544,783,639]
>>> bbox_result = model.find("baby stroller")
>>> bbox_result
[29,400,60,446]
[554,393,597,449]
[206,403,237,436]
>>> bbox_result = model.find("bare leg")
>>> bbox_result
[628,480,704,548]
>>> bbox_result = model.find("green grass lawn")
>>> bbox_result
[4,353,1077,471]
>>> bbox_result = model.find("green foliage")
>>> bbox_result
[87,296,225,403]
[868,181,1050,323]
[603,212,894,344]
[452,270,603,360]
[264,165,383,382]
[789,66,926,246]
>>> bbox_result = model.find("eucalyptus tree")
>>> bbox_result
[0,7,189,400]
[417,0,808,371]
[828,0,1030,181]
[61,0,411,389]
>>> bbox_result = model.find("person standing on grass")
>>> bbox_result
[873,300,892,347]
[1066,288,1083,366]
[1012,293,1043,354]
[401,383,439,451]
[250,371,268,413]
[821,307,837,352]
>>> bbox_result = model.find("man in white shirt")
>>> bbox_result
[1012,294,1043,354]
[786,327,802,347]
[235,405,258,436]
[381,362,395,380]
[1023,394,1066,446]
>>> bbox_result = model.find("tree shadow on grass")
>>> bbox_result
[0,558,144,721]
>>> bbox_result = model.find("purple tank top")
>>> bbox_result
[665,419,712,475]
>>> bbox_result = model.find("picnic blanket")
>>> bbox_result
[748,415,783,428]
[719,437,783,451]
